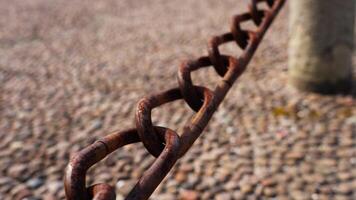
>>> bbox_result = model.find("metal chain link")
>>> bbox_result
[64,0,286,199]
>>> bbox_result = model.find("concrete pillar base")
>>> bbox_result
[290,76,352,95]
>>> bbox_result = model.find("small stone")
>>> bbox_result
[47,181,63,194]
[300,163,313,174]
[26,178,44,189]
[224,181,238,191]
[15,188,32,199]
[0,177,15,186]
[179,190,199,200]
[263,187,277,197]
[165,181,178,194]
[290,190,309,199]
[240,184,253,194]
[155,193,176,200]
[116,180,136,195]
[335,183,352,195]
[216,192,233,200]
[337,148,353,158]
[318,186,333,194]
[10,141,24,150]
[351,179,356,188]
[232,191,244,199]
[215,169,230,182]
[89,119,103,131]
[303,173,324,184]
[319,159,337,167]
[115,194,125,200]
[131,169,142,179]
[261,177,277,187]
[8,164,27,178]
[202,177,217,188]
[11,184,29,196]
[286,151,304,160]
[198,192,210,199]
[289,180,305,190]
[204,165,215,176]
[175,171,187,183]
[254,157,268,166]
[185,174,199,188]
[337,172,352,181]
[42,194,56,200]
[333,194,351,200]
[96,172,113,183]
[179,164,194,173]
[276,184,287,195]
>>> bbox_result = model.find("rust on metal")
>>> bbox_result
[65,128,180,200]
[64,0,286,199]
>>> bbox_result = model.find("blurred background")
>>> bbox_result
[0,0,355,199]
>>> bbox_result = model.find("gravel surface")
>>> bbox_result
[0,0,355,199]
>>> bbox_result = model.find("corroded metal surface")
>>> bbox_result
[64,0,286,199]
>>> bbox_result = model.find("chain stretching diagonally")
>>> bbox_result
[64,0,286,199]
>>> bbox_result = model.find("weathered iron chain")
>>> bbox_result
[64,0,286,199]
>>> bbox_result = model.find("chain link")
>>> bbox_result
[64,0,286,199]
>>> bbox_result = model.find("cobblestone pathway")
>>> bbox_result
[0,0,355,199]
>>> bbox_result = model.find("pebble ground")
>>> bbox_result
[0,0,355,199]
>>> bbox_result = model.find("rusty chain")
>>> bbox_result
[64,0,286,199]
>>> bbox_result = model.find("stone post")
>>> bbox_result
[289,0,354,94]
